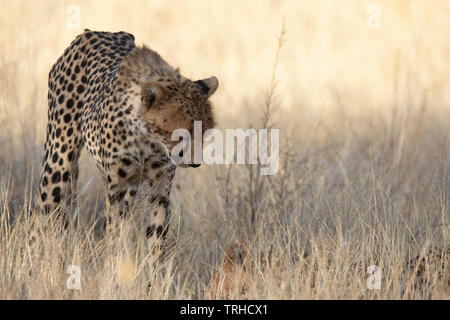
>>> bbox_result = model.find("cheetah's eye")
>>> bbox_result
[141,82,166,109]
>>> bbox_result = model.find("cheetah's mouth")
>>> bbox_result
[170,146,202,168]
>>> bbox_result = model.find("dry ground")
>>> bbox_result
[0,0,449,299]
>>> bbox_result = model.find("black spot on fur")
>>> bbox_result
[52,171,61,183]
[64,113,72,123]
[146,224,156,238]
[62,171,70,182]
[68,151,75,162]
[120,158,131,166]
[66,98,74,108]
[118,168,127,178]
[52,186,61,197]
[156,226,163,238]
[151,162,162,169]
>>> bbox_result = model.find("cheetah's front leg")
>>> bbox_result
[104,181,140,235]
[104,160,175,261]
[144,165,176,256]
[103,158,142,236]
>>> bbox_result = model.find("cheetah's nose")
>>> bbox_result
[189,163,201,168]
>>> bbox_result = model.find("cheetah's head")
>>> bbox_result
[141,74,218,168]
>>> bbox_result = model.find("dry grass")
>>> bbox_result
[0,0,449,299]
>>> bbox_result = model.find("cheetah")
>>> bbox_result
[37,30,218,248]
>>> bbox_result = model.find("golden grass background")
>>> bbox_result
[0,0,449,299]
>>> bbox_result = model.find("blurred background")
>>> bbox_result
[2,0,450,129]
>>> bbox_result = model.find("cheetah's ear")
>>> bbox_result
[141,82,166,109]
[195,76,219,98]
